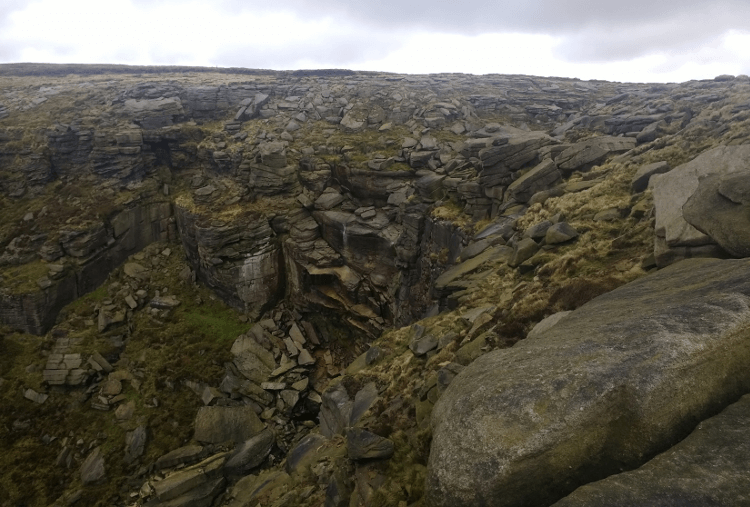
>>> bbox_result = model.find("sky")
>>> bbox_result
[1,0,750,83]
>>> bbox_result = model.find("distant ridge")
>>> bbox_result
[0,63,364,78]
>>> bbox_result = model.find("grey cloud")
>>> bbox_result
[129,0,750,62]
[0,0,26,27]
[0,0,28,59]
[212,0,750,62]
[212,28,406,70]
[553,12,737,62]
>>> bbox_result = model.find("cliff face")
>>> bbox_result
[2,65,750,507]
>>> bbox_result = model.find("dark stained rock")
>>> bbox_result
[415,172,446,202]
[523,220,553,241]
[427,258,750,507]
[175,205,283,315]
[553,394,750,506]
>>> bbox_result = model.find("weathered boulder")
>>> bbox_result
[652,145,750,265]
[427,258,750,507]
[340,106,368,131]
[526,310,572,339]
[286,433,328,474]
[508,237,539,267]
[683,170,750,258]
[158,478,226,507]
[545,222,579,244]
[193,406,265,444]
[553,394,750,506]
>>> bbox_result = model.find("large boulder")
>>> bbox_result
[683,170,750,258]
[652,144,750,246]
[427,257,750,507]
[652,145,750,265]
[553,394,750,506]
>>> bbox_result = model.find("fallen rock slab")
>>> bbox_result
[553,394,750,506]
[427,257,750,507]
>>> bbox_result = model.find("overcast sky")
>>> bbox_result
[2,0,750,83]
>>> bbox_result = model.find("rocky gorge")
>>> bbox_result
[1,63,750,506]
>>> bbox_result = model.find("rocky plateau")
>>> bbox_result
[1,63,750,506]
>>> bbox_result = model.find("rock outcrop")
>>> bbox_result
[3,65,750,507]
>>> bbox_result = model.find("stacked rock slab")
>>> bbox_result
[427,257,750,507]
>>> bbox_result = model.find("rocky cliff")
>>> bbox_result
[1,64,750,507]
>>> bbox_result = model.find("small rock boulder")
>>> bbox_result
[80,447,105,485]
